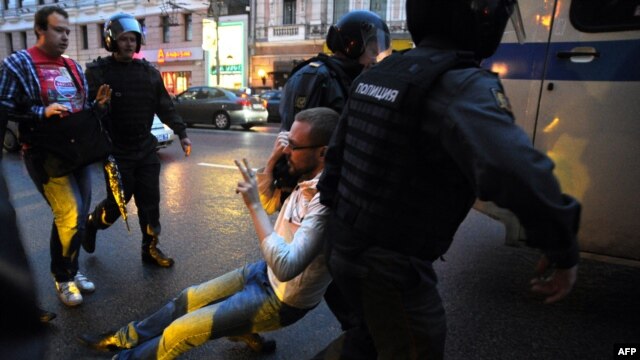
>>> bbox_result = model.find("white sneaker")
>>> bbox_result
[74,272,96,293]
[55,281,83,307]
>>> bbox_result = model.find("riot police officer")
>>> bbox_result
[278,10,391,340]
[317,0,580,358]
[278,10,390,131]
[83,14,192,267]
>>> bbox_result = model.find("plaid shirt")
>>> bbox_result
[0,49,90,124]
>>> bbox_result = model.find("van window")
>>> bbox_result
[570,0,640,32]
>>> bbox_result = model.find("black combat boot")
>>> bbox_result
[77,330,122,351]
[82,214,99,253]
[141,234,174,268]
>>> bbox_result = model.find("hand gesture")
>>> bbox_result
[266,131,288,172]
[181,137,192,157]
[234,158,260,208]
[530,255,577,304]
[44,103,69,118]
[95,84,112,108]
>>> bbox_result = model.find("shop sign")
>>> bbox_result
[143,47,204,63]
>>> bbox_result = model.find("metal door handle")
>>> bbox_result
[556,51,600,59]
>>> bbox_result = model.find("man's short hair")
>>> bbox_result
[34,6,68,38]
[294,107,339,146]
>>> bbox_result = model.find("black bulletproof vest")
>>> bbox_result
[90,58,156,146]
[332,47,478,260]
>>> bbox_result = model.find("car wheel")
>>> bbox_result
[241,125,253,130]
[213,112,231,130]
[3,128,19,152]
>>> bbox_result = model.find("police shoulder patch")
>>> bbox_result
[491,88,513,114]
[294,96,307,110]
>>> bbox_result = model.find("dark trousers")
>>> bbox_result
[92,150,161,239]
[320,215,447,360]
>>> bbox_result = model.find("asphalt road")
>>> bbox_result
[2,123,639,359]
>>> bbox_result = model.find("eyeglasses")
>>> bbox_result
[286,139,323,151]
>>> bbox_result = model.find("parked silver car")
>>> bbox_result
[151,115,175,149]
[173,86,268,130]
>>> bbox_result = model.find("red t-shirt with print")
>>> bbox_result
[27,46,84,115]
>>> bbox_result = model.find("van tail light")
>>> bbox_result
[262,99,268,108]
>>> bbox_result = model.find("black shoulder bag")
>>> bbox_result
[32,59,112,178]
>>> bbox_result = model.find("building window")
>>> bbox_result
[21,31,27,49]
[81,25,88,49]
[2,0,8,11]
[38,0,44,5]
[16,0,21,8]
[371,0,387,20]
[162,71,191,95]
[138,18,147,45]
[6,33,13,53]
[283,0,296,25]
[184,14,192,41]
[98,23,105,49]
[162,16,170,43]
[333,0,348,22]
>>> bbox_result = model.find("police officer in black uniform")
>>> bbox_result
[278,10,391,341]
[278,10,390,131]
[318,0,581,358]
[83,14,192,267]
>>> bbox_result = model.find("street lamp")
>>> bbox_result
[207,0,224,85]
[257,69,266,86]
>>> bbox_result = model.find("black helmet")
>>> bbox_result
[327,10,391,59]
[407,0,521,59]
[103,13,143,53]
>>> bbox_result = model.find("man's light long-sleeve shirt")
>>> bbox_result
[257,172,331,309]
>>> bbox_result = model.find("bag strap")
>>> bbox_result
[61,57,83,92]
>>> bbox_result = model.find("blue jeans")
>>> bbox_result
[24,150,91,282]
[115,261,310,360]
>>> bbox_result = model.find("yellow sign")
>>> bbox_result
[157,49,194,64]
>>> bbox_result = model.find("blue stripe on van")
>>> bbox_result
[482,39,640,82]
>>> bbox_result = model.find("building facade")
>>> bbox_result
[1,0,409,92]
[251,0,410,89]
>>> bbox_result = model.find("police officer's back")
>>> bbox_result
[278,10,390,131]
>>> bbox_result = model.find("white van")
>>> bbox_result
[478,1,640,261]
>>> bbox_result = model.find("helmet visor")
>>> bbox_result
[110,17,142,40]
[364,28,391,57]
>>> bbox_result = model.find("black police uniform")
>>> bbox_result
[279,53,362,131]
[84,56,188,264]
[277,53,369,336]
[318,42,581,358]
